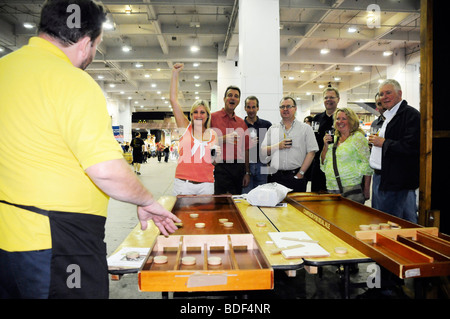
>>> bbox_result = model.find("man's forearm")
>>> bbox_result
[85,158,154,206]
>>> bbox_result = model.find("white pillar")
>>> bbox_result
[216,52,241,113]
[118,100,132,142]
[238,0,283,121]
[386,48,420,110]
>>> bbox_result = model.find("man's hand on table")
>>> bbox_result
[137,201,181,236]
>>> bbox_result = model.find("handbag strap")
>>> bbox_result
[332,137,344,193]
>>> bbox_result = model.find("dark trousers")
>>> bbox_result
[0,202,109,299]
[214,162,246,195]
[268,168,307,192]
[310,157,327,192]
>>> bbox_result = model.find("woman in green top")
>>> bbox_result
[320,108,373,204]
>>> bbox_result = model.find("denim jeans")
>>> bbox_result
[372,173,418,223]
[0,248,51,298]
[242,162,269,194]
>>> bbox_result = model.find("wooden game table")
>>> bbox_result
[109,194,373,298]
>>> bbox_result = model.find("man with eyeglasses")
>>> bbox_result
[261,97,318,192]
[310,87,340,192]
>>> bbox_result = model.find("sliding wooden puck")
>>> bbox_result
[207,256,222,266]
[334,247,348,254]
[379,223,391,229]
[153,255,168,264]
[195,222,205,228]
[223,222,233,228]
[218,218,228,224]
[125,251,140,260]
[370,224,381,230]
[181,256,196,266]
[359,224,370,231]
[256,222,267,227]
[190,213,199,218]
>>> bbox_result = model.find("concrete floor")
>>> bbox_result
[105,156,414,300]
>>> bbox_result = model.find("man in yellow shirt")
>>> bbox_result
[0,0,180,299]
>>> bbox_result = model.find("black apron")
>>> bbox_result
[0,200,109,299]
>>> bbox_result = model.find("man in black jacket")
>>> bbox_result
[369,79,420,223]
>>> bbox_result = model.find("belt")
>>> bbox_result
[179,178,203,185]
[272,168,300,175]
[374,169,382,175]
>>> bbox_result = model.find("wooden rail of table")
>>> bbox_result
[233,195,370,269]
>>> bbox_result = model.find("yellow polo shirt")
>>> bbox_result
[0,37,124,252]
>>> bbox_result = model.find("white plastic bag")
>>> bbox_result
[244,183,292,207]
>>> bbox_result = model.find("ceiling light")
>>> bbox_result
[194,75,200,79]
[288,76,294,80]
[97,75,104,79]
[151,83,157,88]
[354,66,362,71]
[124,6,132,14]
[348,26,357,33]
[320,48,330,54]
[144,74,150,78]
[103,21,115,30]
[109,84,116,88]
[23,22,36,29]
[189,21,200,28]
[195,83,201,87]
[319,84,325,89]
[122,45,132,52]
[383,50,393,56]
[135,62,143,68]
[193,63,200,67]
[190,45,200,52]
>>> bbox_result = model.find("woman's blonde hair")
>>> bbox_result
[333,107,364,137]
[190,99,211,129]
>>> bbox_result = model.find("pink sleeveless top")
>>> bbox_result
[175,124,216,183]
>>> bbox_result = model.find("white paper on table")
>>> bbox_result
[268,231,330,259]
[107,247,150,269]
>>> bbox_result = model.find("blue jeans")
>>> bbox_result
[242,162,269,194]
[0,248,51,298]
[372,173,417,223]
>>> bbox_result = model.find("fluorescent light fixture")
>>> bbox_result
[383,50,393,56]
[103,21,114,30]
[23,22,36,29]
[135,62,143,68]
[122,45,132,52]
[190,45,200,52]
[320,48,330,54]
[354,66,362,71]
[348,26,357,33]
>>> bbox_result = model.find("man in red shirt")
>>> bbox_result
[211,86,250,194]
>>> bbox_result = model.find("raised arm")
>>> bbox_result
[170,63,190,128]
